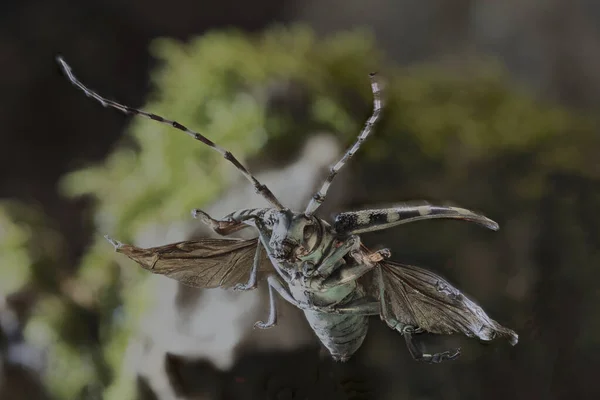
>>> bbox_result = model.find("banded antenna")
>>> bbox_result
[304,73,382,216]
[56,56,285,210]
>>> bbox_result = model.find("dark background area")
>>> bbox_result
[2,1,600,399]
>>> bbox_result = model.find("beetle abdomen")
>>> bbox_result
[304,310,369,362]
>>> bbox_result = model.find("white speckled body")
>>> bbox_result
[289,280,369,361]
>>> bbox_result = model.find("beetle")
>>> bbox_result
[57,57,518,363]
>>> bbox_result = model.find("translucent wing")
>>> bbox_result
[109,237,272,289]
[365,258,518,345]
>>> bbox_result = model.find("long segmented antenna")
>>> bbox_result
[56,56,285,210]
[304,73,382,216]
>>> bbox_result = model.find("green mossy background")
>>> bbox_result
[1,25,599,399]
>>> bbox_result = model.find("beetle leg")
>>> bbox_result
[233,243,262,291]
[303,248,390,293]
[314,235,360,278]
[402,326,461,364]
[254,275,303,329]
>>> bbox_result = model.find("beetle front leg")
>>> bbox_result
[306,248,391,291]
[254,275,304,329]
[233,243,262,291]
[313,235,361,279]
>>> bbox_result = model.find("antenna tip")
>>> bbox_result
[483,218,500,231]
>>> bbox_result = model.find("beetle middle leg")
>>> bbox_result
[254,275,306,329]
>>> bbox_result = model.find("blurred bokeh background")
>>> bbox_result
[2,1,600,399]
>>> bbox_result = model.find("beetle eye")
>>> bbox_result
[303,224,316,241]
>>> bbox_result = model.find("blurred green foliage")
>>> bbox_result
[0,201,105,399]
[1,25,598,399]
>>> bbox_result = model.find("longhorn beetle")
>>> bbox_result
[57,56,518,363]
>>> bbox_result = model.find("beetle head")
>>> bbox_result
[269,210,321,261]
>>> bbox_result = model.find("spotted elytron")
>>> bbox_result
[57,56,518,363]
